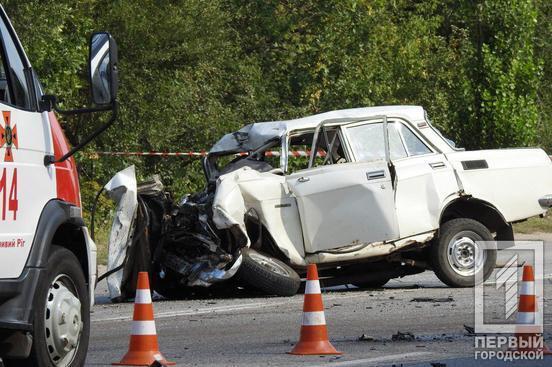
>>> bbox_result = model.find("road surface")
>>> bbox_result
[85,234,552,366]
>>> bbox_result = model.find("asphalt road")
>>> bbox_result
[83,233,552,367]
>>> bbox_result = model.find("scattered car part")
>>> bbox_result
[103,166,138,301]
[391,331,416,342]
[410,297,454,303]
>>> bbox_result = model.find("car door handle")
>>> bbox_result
[366,170,385,180]
[429,161,446,169]
[297,177,310,183]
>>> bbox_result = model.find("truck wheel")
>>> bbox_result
[236,248,300,296]
[4,246,90,367]
[431,218,496,287]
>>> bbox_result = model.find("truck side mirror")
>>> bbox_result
[89,32,118,106]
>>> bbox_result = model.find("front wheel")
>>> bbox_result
[4,246,90,367]
[236,248,300,296]
[431,218,496,287]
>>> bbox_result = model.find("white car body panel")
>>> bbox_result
[393,153,459,238]
[213,168,306,266]
[83,226,97,307]
[287,161,398,253]
[103,165,138,300]
[445,148,552,221]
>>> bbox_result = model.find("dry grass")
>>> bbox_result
[513,213,552,234]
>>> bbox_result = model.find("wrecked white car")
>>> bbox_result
[104,106,552,300]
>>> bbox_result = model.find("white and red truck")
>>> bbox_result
[0,5,118,367]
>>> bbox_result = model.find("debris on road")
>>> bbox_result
[391,331,416,342]
[410,296,454,303]
[463,324,475,336]
[358,334,376,342]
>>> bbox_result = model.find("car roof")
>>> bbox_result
[210,105,426,154]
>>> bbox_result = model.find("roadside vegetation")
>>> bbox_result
[3,1,551,256]
[514,214,552,234]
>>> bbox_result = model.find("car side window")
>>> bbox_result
[287,130,314,173]
[346,122,407,162]
[0,19,30,109]
[397,123,432,156]
[312,127,348,167]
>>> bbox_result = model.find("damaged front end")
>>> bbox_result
[104,166,246,301]
[146,187,244,288]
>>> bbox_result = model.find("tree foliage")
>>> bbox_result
[1,0,548,217]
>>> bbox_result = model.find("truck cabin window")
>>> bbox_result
[0,20,31,110]
[0,63,8,103]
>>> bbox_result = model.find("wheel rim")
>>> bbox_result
[44,274,83,367]
[446,231,486,277]
[248,251,290,277]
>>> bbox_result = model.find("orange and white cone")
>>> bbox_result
[288,264,342,355]
[511,265,551,354]
[113,272,176,366]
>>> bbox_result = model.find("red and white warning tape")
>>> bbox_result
[88,150,326,158]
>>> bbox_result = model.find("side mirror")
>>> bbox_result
[89,32,118,105]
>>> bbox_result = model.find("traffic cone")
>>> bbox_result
[511,265,551,354]
[113,272,175,366]
[288,264,342,355]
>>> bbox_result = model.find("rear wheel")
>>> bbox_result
[431,218,496,287]
[3,246,90,367]
[236,248,300,296]
[352,275,390,289]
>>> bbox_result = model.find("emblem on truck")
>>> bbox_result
[0,111,18,162]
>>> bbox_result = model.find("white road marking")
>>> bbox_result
[93,301,285,322]
[310,352,432,367]
[92,291,376,323]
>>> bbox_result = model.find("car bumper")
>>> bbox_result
[538,194,552,209]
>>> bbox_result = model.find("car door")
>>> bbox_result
[286,118,399,253]
[0,14,56,279]
[390,121,459,238]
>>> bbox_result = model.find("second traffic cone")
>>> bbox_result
[113,272,176,366]
[288,264,342,355]
[511,265,551,355]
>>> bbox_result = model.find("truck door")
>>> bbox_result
[287,118,399,253]
[0,15,56,279]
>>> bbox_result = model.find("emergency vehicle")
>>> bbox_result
[0,5,118,367]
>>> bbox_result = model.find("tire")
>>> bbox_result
[431,218,496,287]
[236,248,300,296]
[353,276,390,289]
[4,246,90,367]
